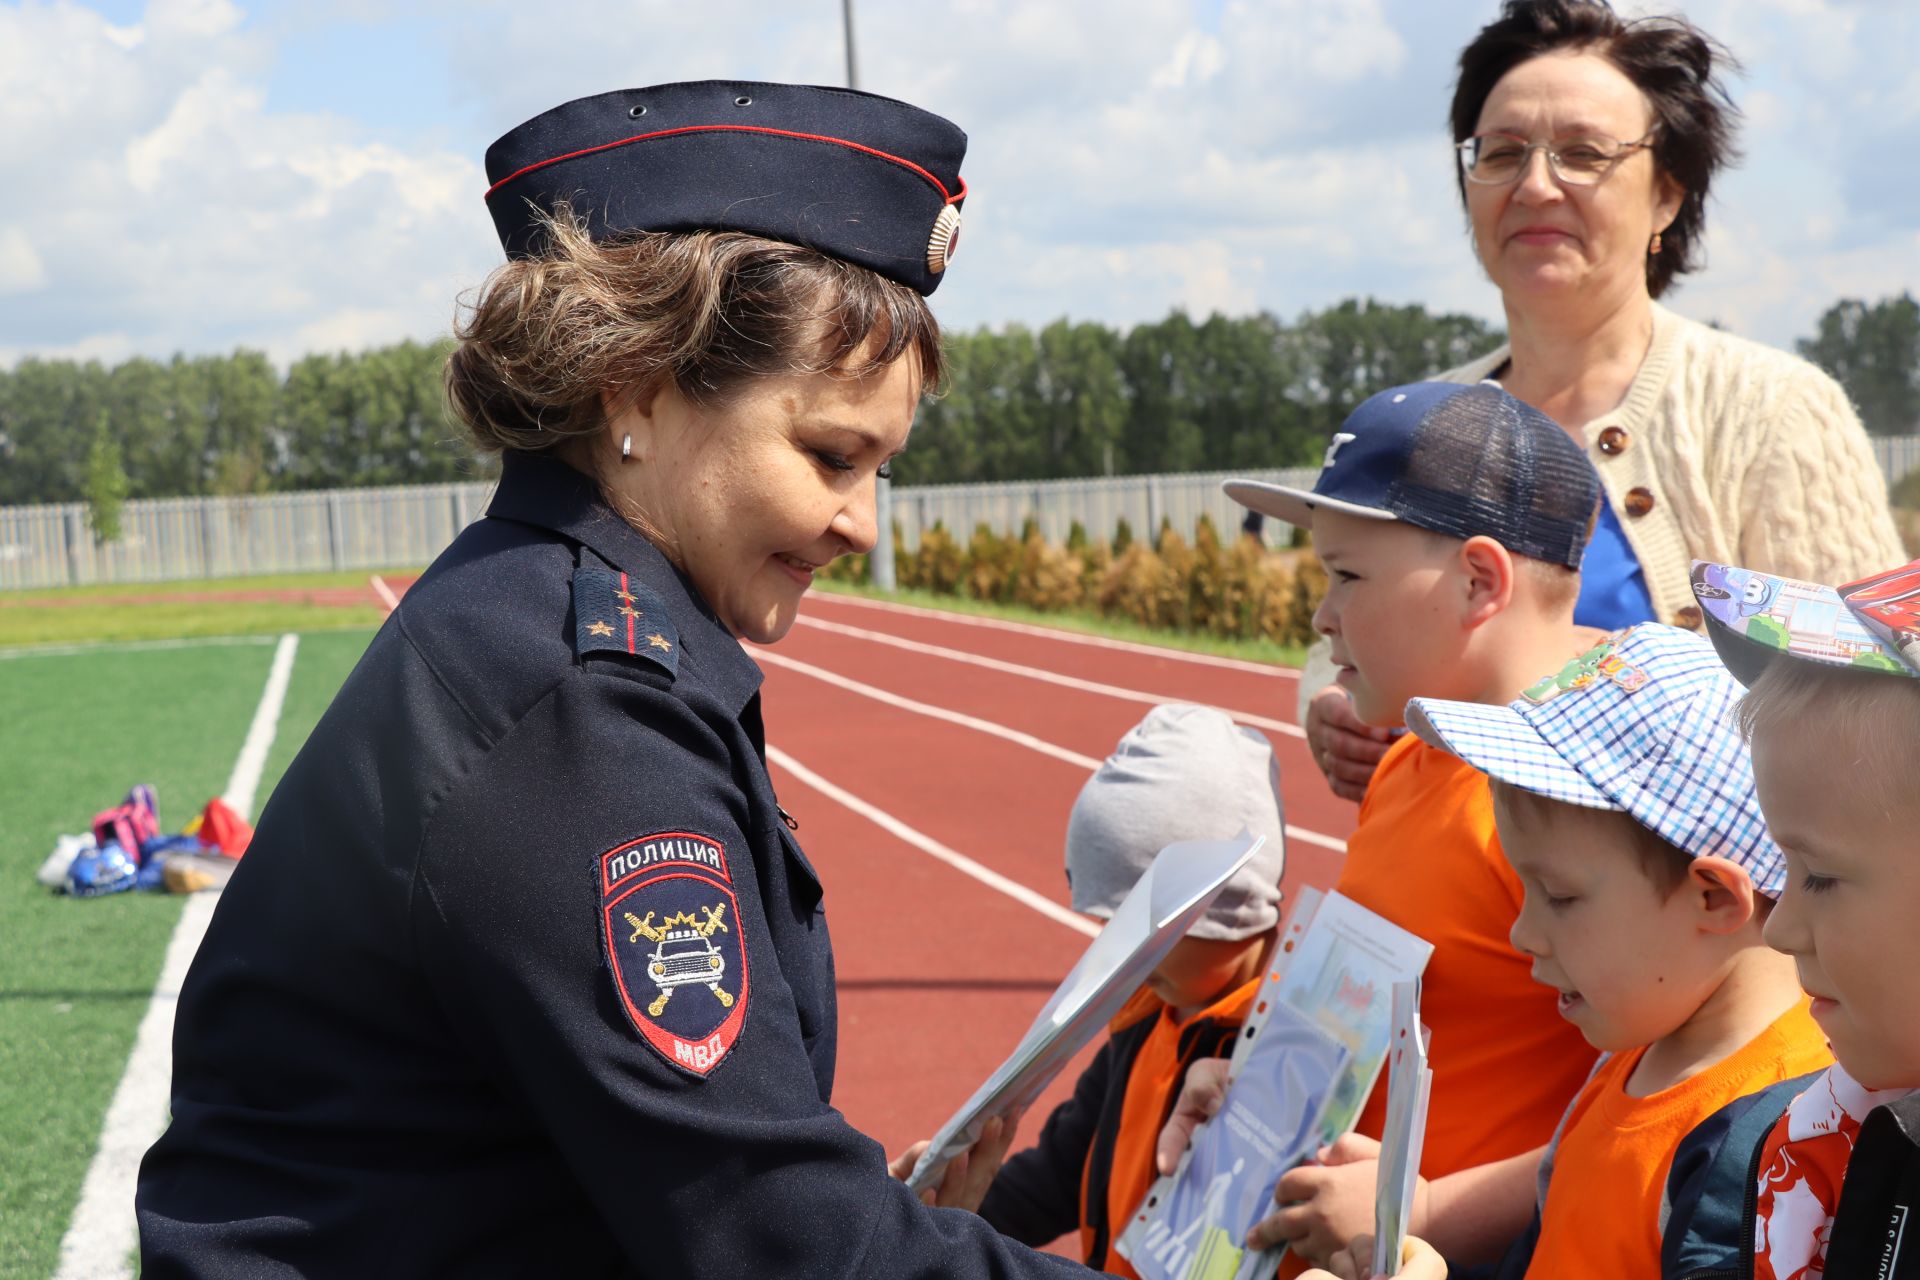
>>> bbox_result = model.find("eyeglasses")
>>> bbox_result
[1455,131,1657,186]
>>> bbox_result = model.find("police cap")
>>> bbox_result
[483,80,969,295]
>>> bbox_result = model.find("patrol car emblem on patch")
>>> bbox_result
[599,832,747,1078]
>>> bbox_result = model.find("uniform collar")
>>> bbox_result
[486,450,764,712]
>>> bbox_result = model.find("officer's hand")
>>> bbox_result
[1301,1233,1448,1279]
[1305,684,1392,803]
[887,1110,1023,1213]
[1155,1057,1232,1175]
[1253,1134,1404,1260]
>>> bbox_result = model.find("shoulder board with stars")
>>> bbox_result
[571,565,680,680]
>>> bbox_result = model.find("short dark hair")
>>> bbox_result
[1490,776,1693,897]
[1450,0,1741,298]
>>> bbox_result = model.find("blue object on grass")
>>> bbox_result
[68,841,138,897]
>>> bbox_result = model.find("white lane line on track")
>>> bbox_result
[54,633,300,1280]
[813,591,1302,680]
[767,744,1101,939]
[794,614,1307,741]
[755,648,1346,854]
[369,574,400,614]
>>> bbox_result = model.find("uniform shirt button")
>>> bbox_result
[1597,426,1630,455]
[1673,605,1704,630]
[1624,486,1656,517]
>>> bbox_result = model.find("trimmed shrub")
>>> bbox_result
[915,523,966,595]
[965,523,1019,602]
[1013,531,1085,613]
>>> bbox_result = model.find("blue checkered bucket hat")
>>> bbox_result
[1404,624,1785,897]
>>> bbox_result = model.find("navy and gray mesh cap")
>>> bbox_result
[484,81,968,295]
[1223,381,1602,569]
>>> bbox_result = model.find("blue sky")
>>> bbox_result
[3,0,1915,367]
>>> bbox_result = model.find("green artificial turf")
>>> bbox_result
[0,627,375,1278]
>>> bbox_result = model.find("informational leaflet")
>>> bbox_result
[1371,980,1432,1278]
[1839,561,1920,672]
[906,831,1265,1194]
[1116,890,1433,1280]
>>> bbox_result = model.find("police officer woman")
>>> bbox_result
[136,83,1093,1278]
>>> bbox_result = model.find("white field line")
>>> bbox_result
[368,574,400,614]
[814,590,1302,679]
[0,635,281,662]
[756,648,1346,854]
[794,614,1307,741]
[766,744,1100,939]
[54,633,300,1280]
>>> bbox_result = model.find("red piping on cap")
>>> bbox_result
[486,124,964,204]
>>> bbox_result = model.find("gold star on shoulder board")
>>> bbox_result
[646,633,674,654]
[587,620,615,637]
[617,605,642,619]
[614,588,638,604]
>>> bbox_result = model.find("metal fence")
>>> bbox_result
[0,482,496,590]
[3,434,1917,590]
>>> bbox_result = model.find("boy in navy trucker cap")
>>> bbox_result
[1200,383,1605,1271]
[1403,623,1828,1280]
[1656,559,1920,1280]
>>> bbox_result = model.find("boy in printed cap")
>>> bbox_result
[1403,622,1830,1279]
[1657,559,1920,1280]
[974,703,1289,1277]
[1184,381,1605,1272]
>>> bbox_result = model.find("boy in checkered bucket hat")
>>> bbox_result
[1398,623,1831,1279]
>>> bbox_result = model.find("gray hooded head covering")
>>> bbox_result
[1065,703,1287,941]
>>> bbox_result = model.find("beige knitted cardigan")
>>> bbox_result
[1296,303,1906,715]
[1437,302,1905,627]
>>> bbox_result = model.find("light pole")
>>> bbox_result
[842,0,898,591]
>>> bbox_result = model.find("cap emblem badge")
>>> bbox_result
[927,205,962,274]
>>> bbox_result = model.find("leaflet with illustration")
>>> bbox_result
[1116,889,1433,1280]
[1372,980,1432,1278]
[1840,561,1920,673]
[906,830,1265,1193]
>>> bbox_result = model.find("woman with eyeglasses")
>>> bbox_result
[1304,1,1904,811]
[1274,1,1907,1275]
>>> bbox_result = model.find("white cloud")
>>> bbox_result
[2,0,1916,371]
[0,227,47,294]
[0,0,492,367]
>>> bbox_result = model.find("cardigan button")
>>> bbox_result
[1624,486,1655,518]
[1672,605,1704,630]
[1597,426,1630,455]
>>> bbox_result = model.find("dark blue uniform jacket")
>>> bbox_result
[136,451,1089,1278]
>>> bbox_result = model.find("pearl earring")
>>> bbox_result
[621,433,632,459]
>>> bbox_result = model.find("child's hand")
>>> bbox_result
[1251,1133,1419,1261]
[885,1110,1024,1212]
[1155,1057,1233,1174]
[1306,685,1394,802]
[1300,1232,1448,1279]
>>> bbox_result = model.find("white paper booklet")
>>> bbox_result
[1116,890,1433,1280]
[906,830,1266,1194]
[1372,980,1432,1278]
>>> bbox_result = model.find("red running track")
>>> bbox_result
[752,591,1356,1256]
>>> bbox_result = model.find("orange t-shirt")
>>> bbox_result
[1524,1001,1832,1280]
[1092,974,1264,1279]
[1339,733,1597,1176]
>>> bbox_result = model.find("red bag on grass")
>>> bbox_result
[197,798,255,858]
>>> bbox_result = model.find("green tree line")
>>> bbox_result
[2,293,1914,514]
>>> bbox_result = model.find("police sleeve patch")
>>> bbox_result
[571,566,679,679]
[597,832,747,1078]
